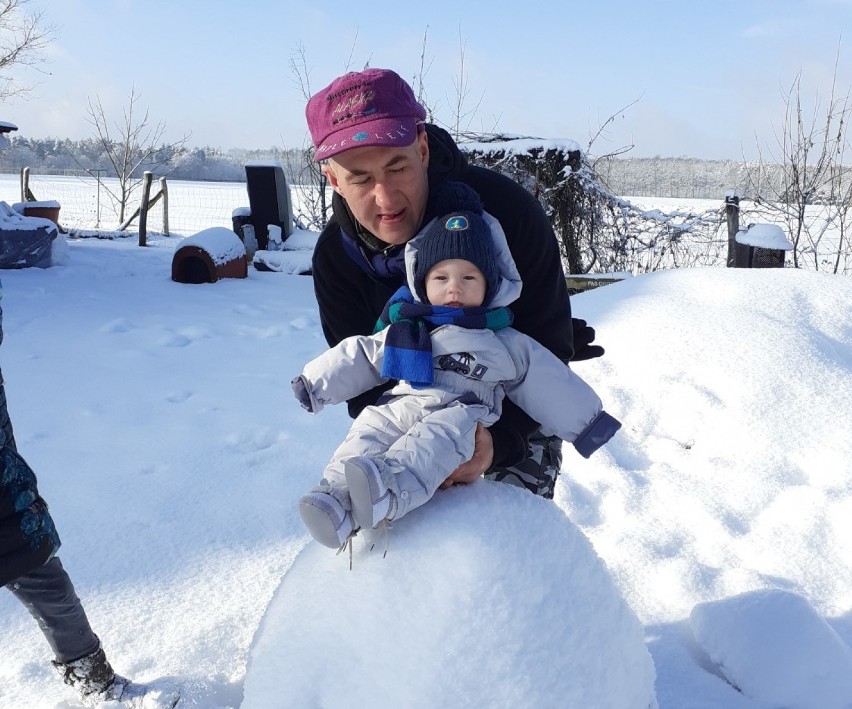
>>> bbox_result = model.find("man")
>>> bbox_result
[305,67,603,499]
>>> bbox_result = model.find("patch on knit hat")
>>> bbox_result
[413,182,500,305]
[445,215,471,231]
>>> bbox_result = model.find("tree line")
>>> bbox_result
[0,135,782,201]
[0,136,308,184]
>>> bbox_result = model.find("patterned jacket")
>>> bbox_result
[0,290,60,587]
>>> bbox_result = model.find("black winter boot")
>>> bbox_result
[53,645,181,708]
[52,645,120,704]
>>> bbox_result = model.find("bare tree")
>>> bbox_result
[745,50,852,273]
[447,28,485,139]
[0,0,53,102]
[411,27,435,122]
[81,87,189,224]
[464,139,724,275]
[289,42,330,229]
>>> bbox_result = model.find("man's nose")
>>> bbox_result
[373,181,394,207]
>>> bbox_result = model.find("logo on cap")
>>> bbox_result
[445,216,469,231]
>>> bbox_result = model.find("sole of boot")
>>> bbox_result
[345,457,392,530]
[299,495,352,549]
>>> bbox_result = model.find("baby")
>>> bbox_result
[292,182,620,549]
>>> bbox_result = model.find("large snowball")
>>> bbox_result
[242,480,656,708]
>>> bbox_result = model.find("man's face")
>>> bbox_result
[322,131,430,246]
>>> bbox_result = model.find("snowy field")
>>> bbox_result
[1,184,852,708]
[0,173,322,237]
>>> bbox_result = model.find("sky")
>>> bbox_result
[1,186,852,707]
[3,0,852,160]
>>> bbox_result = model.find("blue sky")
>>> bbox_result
[4,0,852,160]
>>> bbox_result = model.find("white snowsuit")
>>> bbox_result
[298,212,617,520]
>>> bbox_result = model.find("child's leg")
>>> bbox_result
[348,403,485,526]
[6,556,101,663]
[300,404,408,547]
[314,404,407,508]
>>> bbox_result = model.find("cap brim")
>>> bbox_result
[313,117,421,161]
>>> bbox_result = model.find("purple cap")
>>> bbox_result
[306,68,427,161]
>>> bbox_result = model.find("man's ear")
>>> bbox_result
[322,163,341,193]
[417,129,430,169]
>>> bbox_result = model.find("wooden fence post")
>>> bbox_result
[725,192,740,267]
[138,171,153,246]
[160,177,169,236]
[20,167,36,201]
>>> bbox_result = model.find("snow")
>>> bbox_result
[243,482,656,709]
[12,200,62,211]
[690,590,852,709]
[735,223,793,250]
[1,228,852,708]
[0,200,54,231]
[462,137,582,156]
[179,227,246,266]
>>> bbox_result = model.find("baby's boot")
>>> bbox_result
[299,492,355,549]
[344,456,397,530]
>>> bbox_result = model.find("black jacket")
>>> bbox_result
[311,125,574,467]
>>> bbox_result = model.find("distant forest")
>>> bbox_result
[0,136,771,200]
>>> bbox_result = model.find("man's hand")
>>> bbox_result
[571,318,605,361]
[440,423,494,489]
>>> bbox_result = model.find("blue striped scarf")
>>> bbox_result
[373,286,512,386]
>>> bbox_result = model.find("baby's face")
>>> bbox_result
[424,259,486,308]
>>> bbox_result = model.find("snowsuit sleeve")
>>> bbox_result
[297,330,390,413]
[499,329,621,458]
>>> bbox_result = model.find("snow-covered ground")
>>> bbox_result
[1,197,852,707]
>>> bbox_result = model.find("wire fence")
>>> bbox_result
[1,172,255,236]
[2,170,847,275]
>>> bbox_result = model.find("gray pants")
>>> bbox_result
[484,431,563,499]
[6,556,100,663]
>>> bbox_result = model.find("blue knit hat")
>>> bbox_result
[413,182,500,305]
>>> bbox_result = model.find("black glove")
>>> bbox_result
[291,375,314,412]
[571,318,605,361]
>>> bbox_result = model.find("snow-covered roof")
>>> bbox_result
[0,201,55,230]
[735,223,794,250]
[461,137,582,156]
[179,226,246,265]
[245,160,284,168]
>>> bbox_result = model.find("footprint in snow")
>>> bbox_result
[99,318,135,334]
[165,390,192,404]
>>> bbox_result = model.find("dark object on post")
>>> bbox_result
[244,162,293,250]
[733,224,793,269]
[232,207,257,259]
[725,192,740,267]
[172,227,248,284]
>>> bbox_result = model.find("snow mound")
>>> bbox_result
[690,589,852,709]
[242,480,657,709]
[181,226,246,265]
